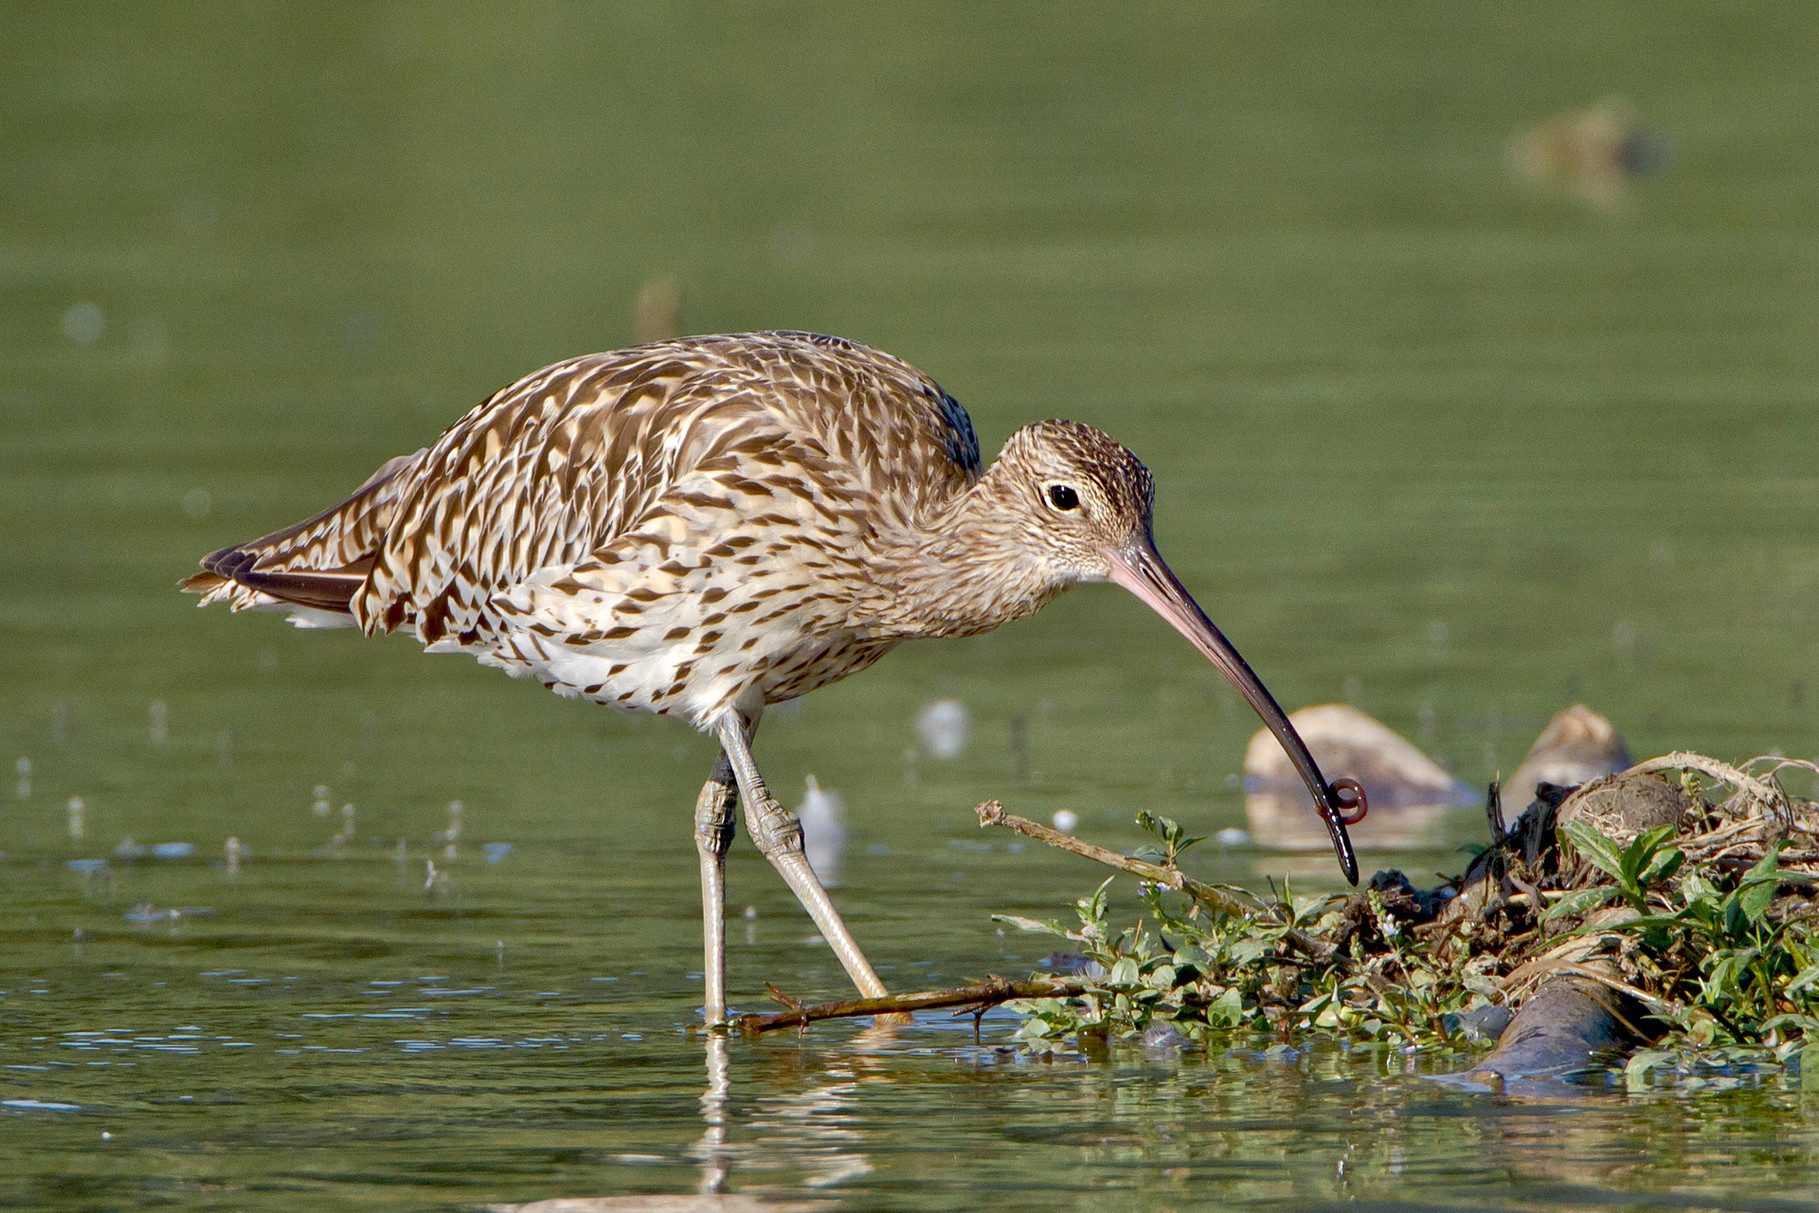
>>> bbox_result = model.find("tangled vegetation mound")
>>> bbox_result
[993,754,1819,1086]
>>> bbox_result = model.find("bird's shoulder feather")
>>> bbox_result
[356,332,980,640]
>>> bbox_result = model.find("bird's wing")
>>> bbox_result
[183,343,718,630]
[358,332,983,645]
[356,342,743,641]
[753,331,983,527]
[186,332,982,645]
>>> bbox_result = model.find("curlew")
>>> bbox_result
[184,331,1361,1024]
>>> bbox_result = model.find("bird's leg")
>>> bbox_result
[694,751,739,1026]
[713,712,889,1000]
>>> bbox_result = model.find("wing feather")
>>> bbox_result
[187,332,983,647]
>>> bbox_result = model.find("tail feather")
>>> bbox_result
[228,558,376,612]
[181,449,424,627]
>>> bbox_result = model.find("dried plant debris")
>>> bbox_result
[990,753,1819,1089]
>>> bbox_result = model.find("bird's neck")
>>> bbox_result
[861,475,1066,640]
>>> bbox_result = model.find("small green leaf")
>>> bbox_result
[1206,987,1244,1027]
[1562,819,1626,881]
[993,914,1069,936]
[1734,843,1785,925]
[1619,825,1679,883]
[1173,943,1211,970]
[1147,964,1181,991]
[1640,846,1686,888]
[1741,840,1786,886]
[1624,1048,1674,1085]
[1543,885,1619,923]
[1229,936,1269,966]
[1622,825,1673,872]
[1078,876,1115,929]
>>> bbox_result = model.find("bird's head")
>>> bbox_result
[990,419,1157,583]
[990,418,1364,884]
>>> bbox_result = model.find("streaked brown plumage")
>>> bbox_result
[186,330,1358,1023]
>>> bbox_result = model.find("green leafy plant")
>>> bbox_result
[997,811,1489,1050]
[996,764,1819,1084]
[1595,841,1819,1047]
[1131,811,1204,867]
[1560,820,1684,912]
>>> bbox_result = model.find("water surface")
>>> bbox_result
[4,4,1819,1208]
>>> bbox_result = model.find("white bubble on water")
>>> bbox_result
[1050,809,1079,833]
[62,303,105,345]
[916,698,969,759]
[442,800,463,860]
[797,775,846,885]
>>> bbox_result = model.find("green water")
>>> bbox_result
[5,3,1819,1208]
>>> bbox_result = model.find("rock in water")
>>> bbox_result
[1244,704,1471,852]
[1504,704,1630,811]
[1506,96,1668,214]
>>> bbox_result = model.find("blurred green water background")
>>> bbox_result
[3,3,1819,1209]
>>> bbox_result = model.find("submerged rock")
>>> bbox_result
[1443,1004,1515,1043]
[1244,704,1471,851]
[1452,974,1639,1092]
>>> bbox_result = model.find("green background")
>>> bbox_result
[2,3,1817,1208]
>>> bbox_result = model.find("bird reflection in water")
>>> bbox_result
[483,1033,878,1210]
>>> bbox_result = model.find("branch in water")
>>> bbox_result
[973,799,1338,966]
[732,976,1091,1034]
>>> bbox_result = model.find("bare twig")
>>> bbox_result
[973,800,1338,966]
[732,976,1091,1034]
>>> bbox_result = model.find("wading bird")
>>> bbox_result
[184,331,1360,1024]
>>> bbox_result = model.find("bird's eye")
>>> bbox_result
[1046,485,1080,511]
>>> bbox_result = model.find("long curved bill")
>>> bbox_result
[1104,537,1360,885]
